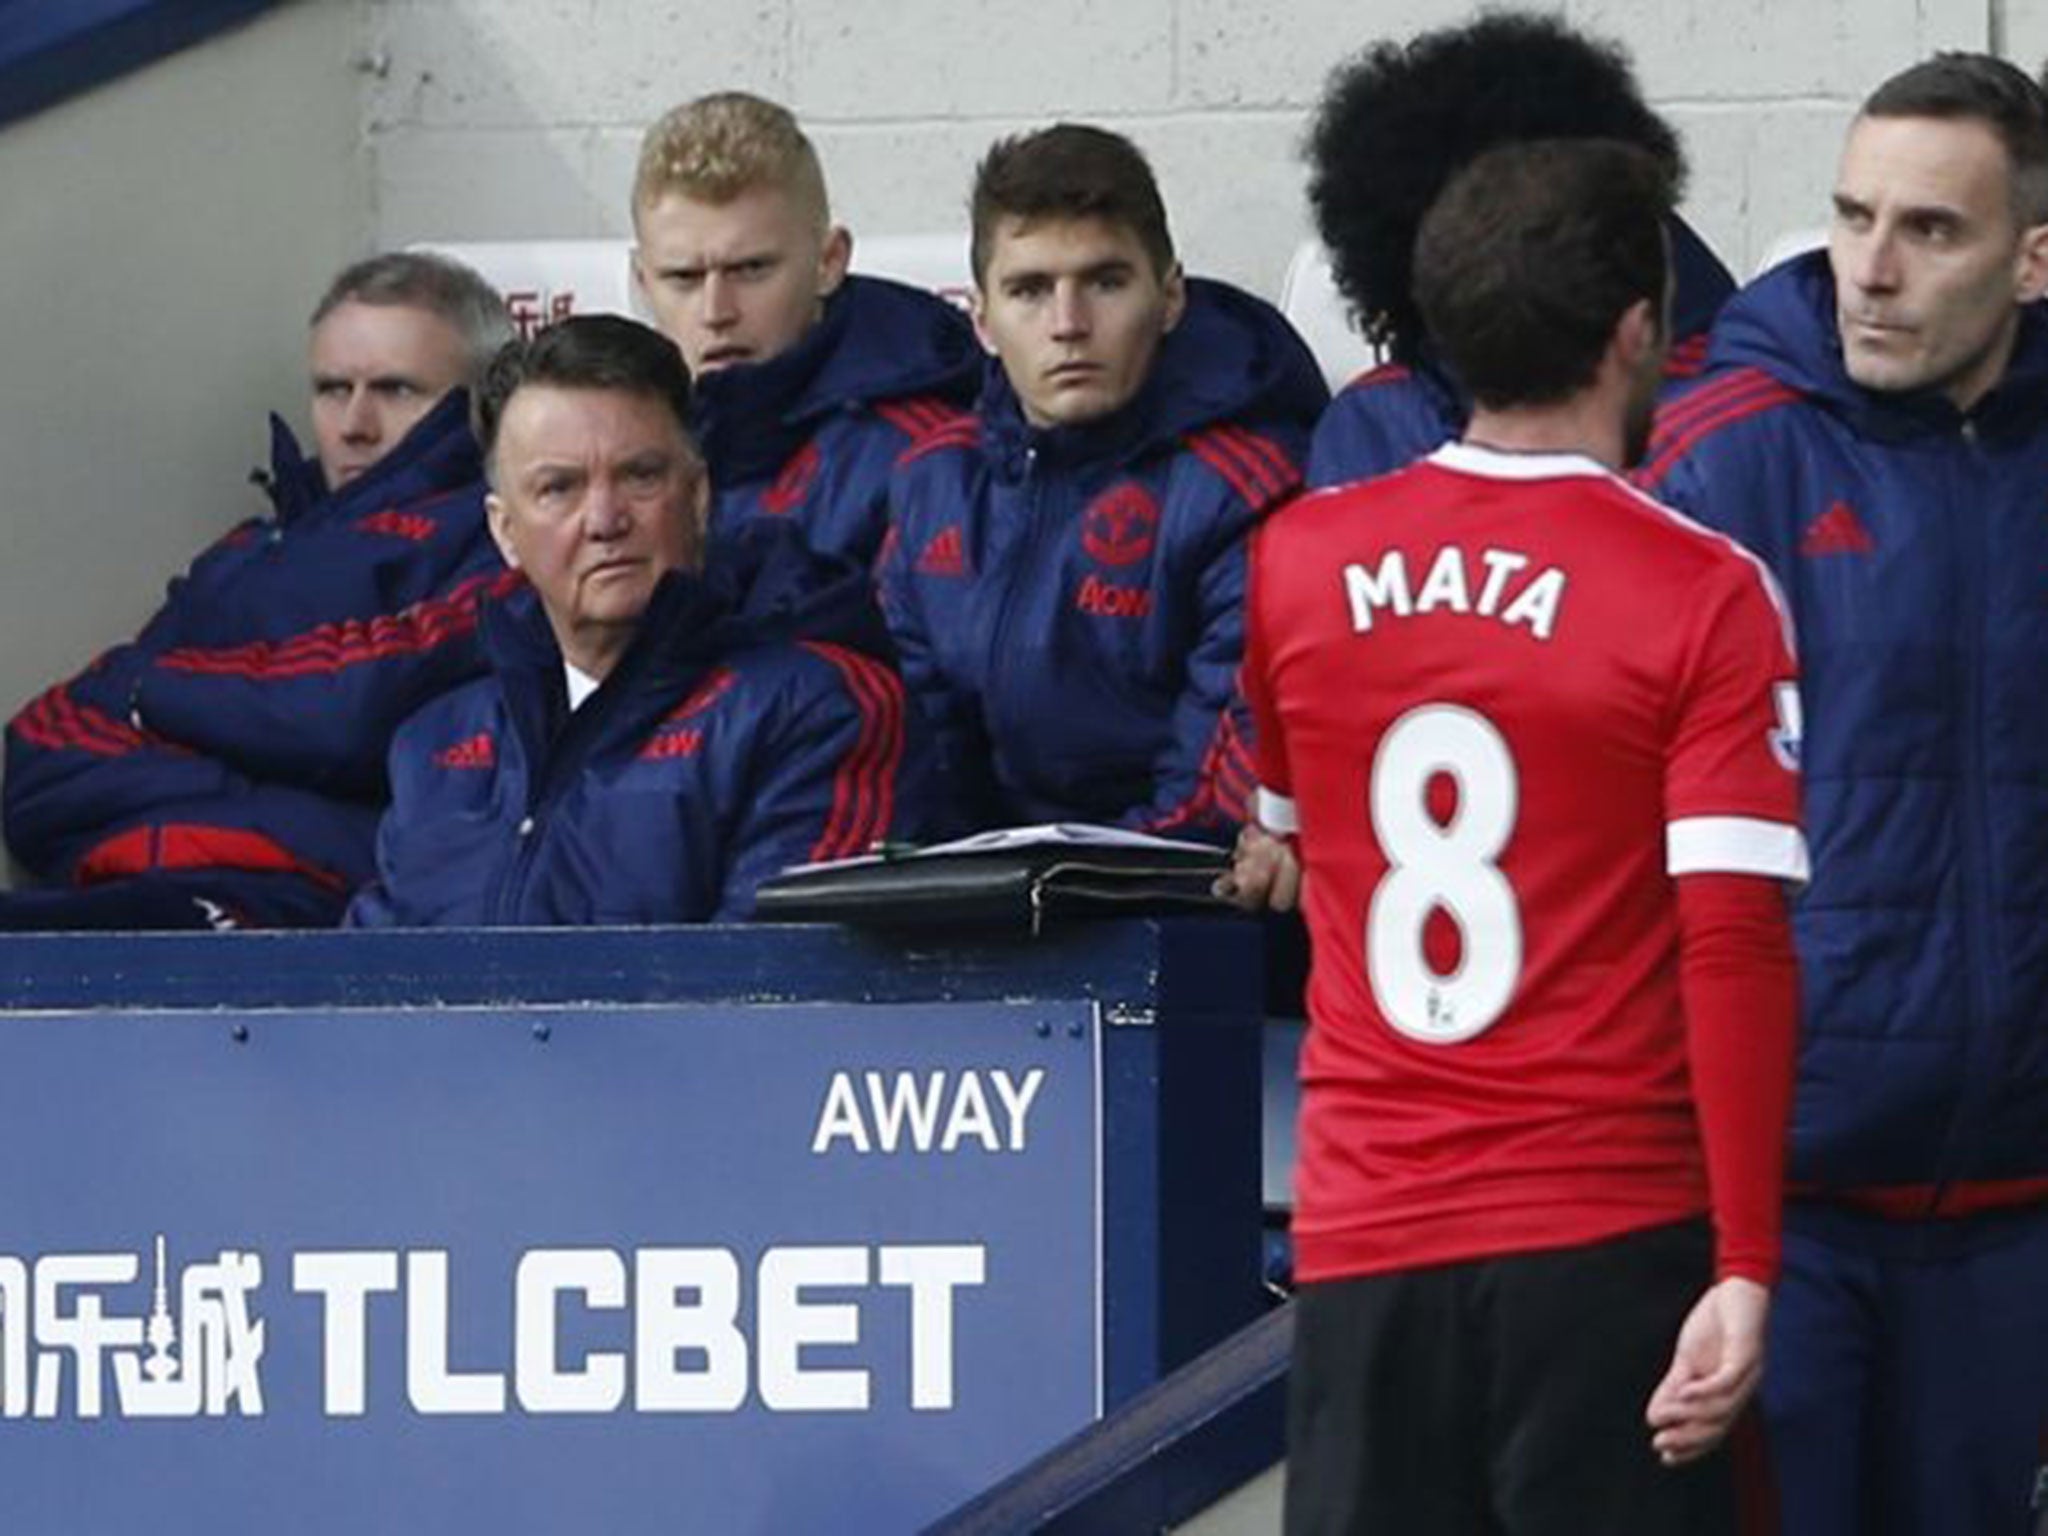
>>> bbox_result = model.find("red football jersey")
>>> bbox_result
[1246,442,1806,1283]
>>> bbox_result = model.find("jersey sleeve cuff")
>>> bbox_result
[1666,816,1809,884]
[1255,786,1299,835]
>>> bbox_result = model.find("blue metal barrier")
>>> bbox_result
[0,919,1262,1534]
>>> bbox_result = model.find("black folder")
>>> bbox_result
[752,825,1232,934]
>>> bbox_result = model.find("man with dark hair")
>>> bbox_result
[1303,9,1735,488]
[880,122,1326,836]
[3,251,516,930]
[1224,139,1804,1534]
[632,91,979,566]
[347,315,929,926]
[1641,51,2048,1536]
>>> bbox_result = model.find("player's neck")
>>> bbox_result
[1462,397,1624,471]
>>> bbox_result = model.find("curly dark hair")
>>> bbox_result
[1305,10,1684,365]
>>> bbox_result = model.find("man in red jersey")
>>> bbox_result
[1223,139,1807,1535]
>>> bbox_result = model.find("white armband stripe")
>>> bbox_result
[1667,816,1809,884]
[1255,787,1299,835]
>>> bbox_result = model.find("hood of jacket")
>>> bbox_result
[262,388,484,525]
[481,520,895,744]
[1705,249,2048,445]
[690,274,981,483]
[976,276,1329,476]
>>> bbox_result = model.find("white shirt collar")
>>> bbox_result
[563,661,601,712]
[1430,440,1614,483]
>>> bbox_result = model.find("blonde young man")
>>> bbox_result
[632,92,978,566]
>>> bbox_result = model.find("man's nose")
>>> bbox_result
[702,270,738,326]
[585,482,631,539]
[1843,227,1900,294]
[340,389,380,440]
[1050,281,1090,339]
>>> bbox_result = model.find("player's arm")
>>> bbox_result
[1645,870,1797,1464]
[1644,558,1806,1464]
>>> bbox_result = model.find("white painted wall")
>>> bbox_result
[0,0,369,838]
[363,0,1991,296]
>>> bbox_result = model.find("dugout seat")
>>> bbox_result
[409,238,644,336]
[1754,225,1827,278]
[1279,238,1379,390]
[850,229,975,313]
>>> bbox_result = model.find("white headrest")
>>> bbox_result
[1753,227,1827,279]
[1278,240,1380,390]
[410,239,644,335]
[849,231,976,313]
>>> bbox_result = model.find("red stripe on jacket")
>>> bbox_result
[1184,424,1300,508]
[11,684,169,757]
[74,823,347,892]
[1637,370,1800,491]
[896,419,981,469]
[156,568,523,680]
[874,396,963,439]
[800,643,905,861]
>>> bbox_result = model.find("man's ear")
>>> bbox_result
[818,225,853,299]
[486,492,521,570]
[1160,261,1188,334]
[687,463,712,566]
[970,287,998,356]
[2015,219,2048,305]
[1614,296,1660,374]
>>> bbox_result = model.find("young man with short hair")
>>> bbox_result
[1302,10,1736,489]
[347,315,929,926]
[3,252,515,929]
[880,123,1326,835]
[632,92,978,566]
[1641,52,2048,1536]
[1226,139,1805,1534]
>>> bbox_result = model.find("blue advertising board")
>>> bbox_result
[0,995,1103,1532]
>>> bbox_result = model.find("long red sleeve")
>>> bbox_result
[1676,870,1799,1284]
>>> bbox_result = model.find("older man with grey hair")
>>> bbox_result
[3,251,515,930]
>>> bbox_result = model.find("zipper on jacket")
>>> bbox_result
[982,444,1046,750]
[1930,419,2003,1208]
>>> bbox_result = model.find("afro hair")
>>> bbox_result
[1305,10,1684,364]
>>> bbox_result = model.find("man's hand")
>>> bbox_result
[1214,824,1302,912]
[1644,1276,1769,1466]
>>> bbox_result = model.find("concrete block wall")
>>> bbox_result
[0,0,366,795]
[363,0,2007,302]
